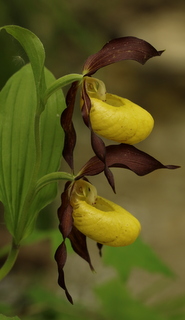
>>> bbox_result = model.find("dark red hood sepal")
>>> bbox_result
[83,36,164,76]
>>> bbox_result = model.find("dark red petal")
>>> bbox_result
[55,182,74,303]
[61,81,79,170]
[81,81,91,127]
[58,182,73,240]
[97,243,103,257]
[81,82,116,192]
[58,204,73,240]
[68,226,95,272]
[78,144,179,177]
[55,241,73,304]
[91,130,115,192]
[83,36,164,76]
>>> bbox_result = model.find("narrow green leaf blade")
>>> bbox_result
[0,25,46,96]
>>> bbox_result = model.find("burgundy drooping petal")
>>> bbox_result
[91,130,116,192]
[81,81,116,192]
[55,182,74,304]
[68,226,94,272]
[55,241,73,304]
[83,36,164,76]
[78,144,179,178]
[55,181,95,303]
[61,81,79,171]
[57,181,73,239]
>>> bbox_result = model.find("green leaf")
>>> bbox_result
[102,237,174,281]
[24,284,96,320]
[28,67,65,222]
[0,25,46,104]
[0,65,37,237]
[0,64,65,242]
[95,279,168,320]
[0,315,20,320]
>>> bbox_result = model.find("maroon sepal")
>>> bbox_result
[81,81,116,192]
[68,226,94,271]
[78,144,179,178]
[55,182,74,304]
[55,181,95,303]
[57,182,73,239]
[61,81,79,171]
[83,36,164,76]
[55,242,73,304]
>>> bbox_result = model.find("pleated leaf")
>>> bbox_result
[28,66,65,229]
[0,64,65,242]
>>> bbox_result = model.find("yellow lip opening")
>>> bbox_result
[70,180,141,247]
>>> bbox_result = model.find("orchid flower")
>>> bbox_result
[55,36,178,304]
[61,37,164,173]
[0,26,179,307]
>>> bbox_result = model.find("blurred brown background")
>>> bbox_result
[0,0,185,314]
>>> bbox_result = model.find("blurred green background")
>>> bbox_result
[0,0,185,319]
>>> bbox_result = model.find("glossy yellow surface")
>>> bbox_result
[89,93,154,144]
[70,180,141,247]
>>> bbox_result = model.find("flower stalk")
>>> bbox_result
[43,73,83,104]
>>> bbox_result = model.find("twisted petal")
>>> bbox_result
[89,93,154,144]
[68,225,94,271]
[55,241,73,304]
[55,181,95,303]
[81,79,116,192]
[70,180,141,247]
[61,81,79,171]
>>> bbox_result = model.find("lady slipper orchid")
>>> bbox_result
[55,178,142,304]
[55,37,179,304]
[84,76,154,144]
[61,36,164,174]
[70,180,141,247]
[55,143,178,305]
[0,27,179,309]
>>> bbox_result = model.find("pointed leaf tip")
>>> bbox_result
[1,25,46,99]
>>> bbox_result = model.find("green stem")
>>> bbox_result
[0,240,20,280]
[43,73,83,104]
[35,172,75,195]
